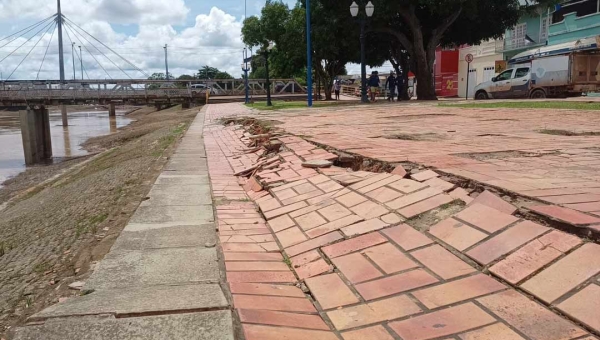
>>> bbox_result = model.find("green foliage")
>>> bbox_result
[197,66,233,80]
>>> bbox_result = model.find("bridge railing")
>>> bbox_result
[0,79,306,103]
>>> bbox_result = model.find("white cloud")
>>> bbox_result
[0,0,189,25]
[0,6,246,80]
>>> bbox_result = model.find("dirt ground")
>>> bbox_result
[0,104,199,338]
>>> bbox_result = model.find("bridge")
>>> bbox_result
[1,0,307,166]
[0,79,306,106]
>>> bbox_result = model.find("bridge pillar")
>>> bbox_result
[109,103,116,117]
[61,104,68,127]
[20,106,53,166]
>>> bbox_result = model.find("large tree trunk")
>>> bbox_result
[414,53,437,100]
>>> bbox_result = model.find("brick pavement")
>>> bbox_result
[204,103,600,340]
[249,102,600,234]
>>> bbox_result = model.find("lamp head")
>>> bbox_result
[350,1,359,17]
[366,1,374,17]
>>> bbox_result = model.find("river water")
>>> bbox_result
[0,109,131,185]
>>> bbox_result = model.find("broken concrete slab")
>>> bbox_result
[31,284,227,320]
[411,170,439,182]
[16,311,234,340]
[303,160,333,169]
[130,205,214,225]
[84,247,219,290]
[471,190,517,215]
[391,165,407,177]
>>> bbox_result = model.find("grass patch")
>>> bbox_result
[539,129,600,136]
[245,100,352,111]
[152,123,189,157]
[439,101,600,110]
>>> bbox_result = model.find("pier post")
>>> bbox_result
[61,104,68,126]
[20,106,53,165]
[109,103,116,117]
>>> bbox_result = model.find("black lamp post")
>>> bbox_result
[350,1,374,104]
[262,42,275,106]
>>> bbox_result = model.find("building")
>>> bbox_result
[457,0,600,97]
[458,40,504,98]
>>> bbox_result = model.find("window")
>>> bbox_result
[508,23,527,49]
[514,68,530,78]
[496,69,514,81]
[552,0,599,23]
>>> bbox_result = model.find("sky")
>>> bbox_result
[0,0,299,80]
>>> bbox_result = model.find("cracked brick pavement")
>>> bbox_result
[204,103,600,340]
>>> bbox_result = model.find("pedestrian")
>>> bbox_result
[396,72,405,102]
[334,79,341,101]
[386,71,396,102]
[368,71,380,102]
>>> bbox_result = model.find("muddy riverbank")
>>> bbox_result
[0,105,199,338]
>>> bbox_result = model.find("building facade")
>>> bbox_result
[456,0,600,97]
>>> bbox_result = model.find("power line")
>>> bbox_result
[62,21,90,80]
[37,22,58,80]
[64,16,149,77]
[0,14,57,48]
[0,19,56,65]
[7,21,57,80]
[64,20,132,79]
[63,23,111,79]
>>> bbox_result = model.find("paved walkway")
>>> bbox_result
[13,102,600,339]
[13,108,234,339]
[256,101,600,234]
[204,103,599,340]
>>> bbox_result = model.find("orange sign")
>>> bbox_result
[446,79,454,90]
[495,60,507,74]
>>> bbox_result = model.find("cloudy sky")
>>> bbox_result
[0,0,298,80]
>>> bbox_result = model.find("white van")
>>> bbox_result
[190,84,217,95]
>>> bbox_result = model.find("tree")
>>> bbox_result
[243,0,385,100]
[373,0,558,100]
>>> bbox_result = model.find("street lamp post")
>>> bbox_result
[263,42,274,107]
[71,42,76,80]
[350,1,374,104]
[242,49,251,104]
[79,45,83,80]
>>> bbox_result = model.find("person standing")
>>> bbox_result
[368,71,380,102]
[385,72,396,102]
[396,71,405,102]
[334,80,341,101]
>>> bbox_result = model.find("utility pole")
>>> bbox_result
[79,45,83,80]
[164,44,169,80]
[306,0,312,107]
[57,0,68,126]
[57,0,65,83]
[71,42,76,80]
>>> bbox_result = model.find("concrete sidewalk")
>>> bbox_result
[13,108,234,339]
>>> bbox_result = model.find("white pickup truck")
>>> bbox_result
[474,52,600,99]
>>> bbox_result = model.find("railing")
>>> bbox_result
[0,79,306,103]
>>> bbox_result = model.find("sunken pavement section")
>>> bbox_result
[12,102,600,340]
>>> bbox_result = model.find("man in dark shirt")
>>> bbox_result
[368,71,380,102]
[396,72,405,102]
[385,72,396,102]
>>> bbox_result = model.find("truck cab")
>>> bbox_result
[474,65,532,100]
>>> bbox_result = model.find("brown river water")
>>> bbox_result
[0,109,131,185]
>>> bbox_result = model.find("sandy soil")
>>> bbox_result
[0,104,199,339]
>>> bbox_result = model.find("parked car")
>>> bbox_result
[474,51,600,99]
[190,84,217,95]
